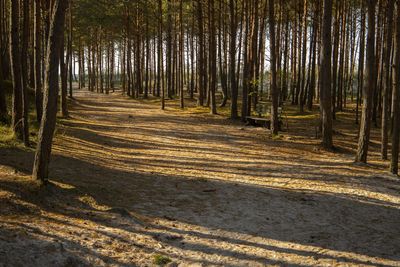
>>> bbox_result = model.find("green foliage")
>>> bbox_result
[0,80,40,148]
[153,254,172,266]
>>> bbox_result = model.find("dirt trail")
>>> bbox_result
[1,90,400,266]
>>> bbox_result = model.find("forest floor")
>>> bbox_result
[1,90,400,267]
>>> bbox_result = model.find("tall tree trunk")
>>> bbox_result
[381,0,395,160]
[60,28,68,117]
[0,0,6,121]
[34,0,43,123]
[229,0,238,119]
[166,0,173,100]
[20,0,30,146]
[9,0,24,142]
[33,0,69,182]
[196,0,205,106]
[390,1,400,175]
[331,0,340,120]
[299,0,307,112]
[307,1,318,111]
[159,0,165,110]
[269,0,279,135]
[68,1,73,98]
[209,0,217,114]
[356,4,366,125]
[355,0,376,163]
[320,0,333,149]
[179,0,184,109]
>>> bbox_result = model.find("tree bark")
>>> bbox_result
[60,24,69,117]
[229,0,238,119]
[355,0,376,163]
[320,0,333,149]
[34,0,43,123]
[68,1,73,98]
[356,4,366,125]
[381,0,395,160]
[209,0,217,114]
[269,0,279,135]
[390,1,400,175]
[20,0,30,146]
[33,0,69,182]
[9,0,24,142]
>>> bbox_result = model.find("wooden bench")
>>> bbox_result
[246,116,283,130]
[246,104,284,130]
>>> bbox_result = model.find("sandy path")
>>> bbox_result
[1,90,400,266]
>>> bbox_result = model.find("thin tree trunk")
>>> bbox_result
[269,0,279,135]
[34,0,43,123]
[9,0,24,142]
[229,0,238,119]
[21,0,30,146]
[68,1,73,98]
[356,4,365,125]
[355,0,376,163]
[209,0,217,114]
[381,0,395,160]
[60,28,69,117]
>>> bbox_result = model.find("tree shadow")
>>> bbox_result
[1,146,399,266]
[1,91,400,266]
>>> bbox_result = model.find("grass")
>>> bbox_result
[153,254,172,266]
[0,80,40,148]
[0,123,15,146]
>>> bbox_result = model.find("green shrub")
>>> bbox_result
[153,254,172,266]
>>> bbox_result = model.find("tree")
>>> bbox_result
[356,3,366,125]
[381,0,395,160]
[68,1,73,99]
[269,0,279,135]
[34,0,43,123]
[209,0,217,115]
[355,0,376,163]
[21,0,30,146]
[196,0,205,107]
[9,0,25,143]
[60,21,69,117]
[0,0,6,122]
[390,1,400,175]
[33,0,70,182]
[319,0,333,149]
[229,0,238,119]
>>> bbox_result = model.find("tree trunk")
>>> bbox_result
[299,0,307,112]
[159,0,165,110]
[32,0,69,182]
[355,0,376,163]
[269,0,279,135]
[9,0,25,142]
[179,0,184,109]
[320,0,333,149]
[34,0,43,123]
[60,26,68,117]
[381,0,395,160]
[356,4,366,125]
[390,1,400,175]
[21,0,30,146]
[209,0,217,114]
[229,0,238,119]
[68,1,73,98]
